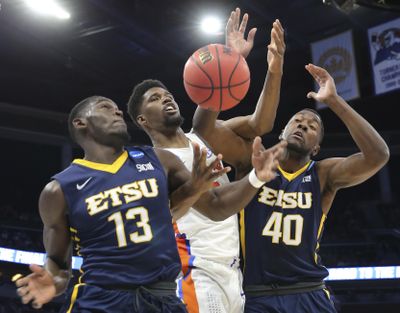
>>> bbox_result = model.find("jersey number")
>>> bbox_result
[108,207,153,247]
[262,212,303,246]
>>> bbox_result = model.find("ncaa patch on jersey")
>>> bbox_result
[129,150,145,159]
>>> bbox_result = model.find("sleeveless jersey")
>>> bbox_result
[52,146,181,287]
[164,132,240,266]
[242,160,329,286]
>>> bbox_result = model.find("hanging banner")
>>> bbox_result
[368,18,400,95]
[311,31,359,109]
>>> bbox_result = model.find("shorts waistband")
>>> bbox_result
[98,281,177,296]
[245,281,326,296]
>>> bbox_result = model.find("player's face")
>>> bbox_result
[85,97,130,146]
[281,110,322,156]
[139,87,183,130]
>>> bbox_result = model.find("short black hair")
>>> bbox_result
[127,79,167,127]
[301,108,325,144]
[68,96,102,143]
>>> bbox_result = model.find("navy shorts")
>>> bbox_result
[245,288,337,313]
[60,283,188,313]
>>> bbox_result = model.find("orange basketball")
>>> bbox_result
[183,44,250,111]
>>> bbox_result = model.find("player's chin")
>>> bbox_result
[165,114,184,128]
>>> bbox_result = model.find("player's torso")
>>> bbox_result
[243,161,329,286]
[53,147,181,286]
[165,132,240,265]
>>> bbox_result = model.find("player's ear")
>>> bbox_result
[136,114,147,127]
[311,144,320,157]
[73,117,87,130]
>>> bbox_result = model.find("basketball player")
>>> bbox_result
[126,11,285,313]
[126,8,284,313]
[14,96,285,312]
[197,64,390,312]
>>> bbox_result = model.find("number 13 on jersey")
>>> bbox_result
[262,212,303,246]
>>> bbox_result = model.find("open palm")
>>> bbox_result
[305,64,338,103]
[15,264,56,308]
[251,137,286,182]
[225,8,256,58]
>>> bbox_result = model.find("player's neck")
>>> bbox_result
[279,154,311,173]
[83,142,125,164]
[150,127,189,149]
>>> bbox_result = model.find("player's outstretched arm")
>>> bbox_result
[193,138,286,221]
[223,14,285,139]
[306,64,390,192]
[14,181,72,309]
[158,139,286,221]
[192,11,285,172]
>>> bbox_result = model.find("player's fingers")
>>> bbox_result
[274,19,284,37]
[199,147,207,167]
[234,8,241,30]
[307,91,318,100]
[191,142,200,163]
[29,264,45,276]
[271,30,284,54]
[306,64,328,80]
[252,136,264,156]
[17,286,29,297]
[305,65,321,83]
[247,27,257,45]
[21,291,34,304]
[226,12,235,33]
[239,13,248,34]
[211,166,231,179]
[32,301,43,309]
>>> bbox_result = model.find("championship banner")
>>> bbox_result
[311,31,359,109]
[368,18,400,95]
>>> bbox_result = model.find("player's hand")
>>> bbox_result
[14,264,56,309]
[225,8,257,59]
[267,19,285,74]
[305,63,338,103]
[251,137,287,182]
[190,142,231,193]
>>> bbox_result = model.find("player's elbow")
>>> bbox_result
[374,143,390,167]
[249,120,274,137]
[366,144,390,170]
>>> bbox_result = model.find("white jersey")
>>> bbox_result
[164,132,240,265]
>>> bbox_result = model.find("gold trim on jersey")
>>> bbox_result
[278,161,312,182]
[314,213,327,263]
[73,151,128,174]
[323,288,331,299]
[240,209,245,259]
[66,283,86,313]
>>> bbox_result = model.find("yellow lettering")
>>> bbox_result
[275,190,285,207]
[86,193,108,216]
[138,179,158,198]
[298,192,312,209]
[104,187,123,207]
[282,192,297,209]
[122,182,143,203]
[258,188,313,209]
[258,187,277,206]
[85,179,159,216]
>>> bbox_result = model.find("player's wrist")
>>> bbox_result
[248,168,265,188]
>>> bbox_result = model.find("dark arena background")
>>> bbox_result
[0,0,399,312]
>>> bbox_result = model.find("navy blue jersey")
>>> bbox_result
[52,146,181,287]
[242,161,329,286]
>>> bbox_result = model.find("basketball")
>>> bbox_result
[183,43,250,111]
